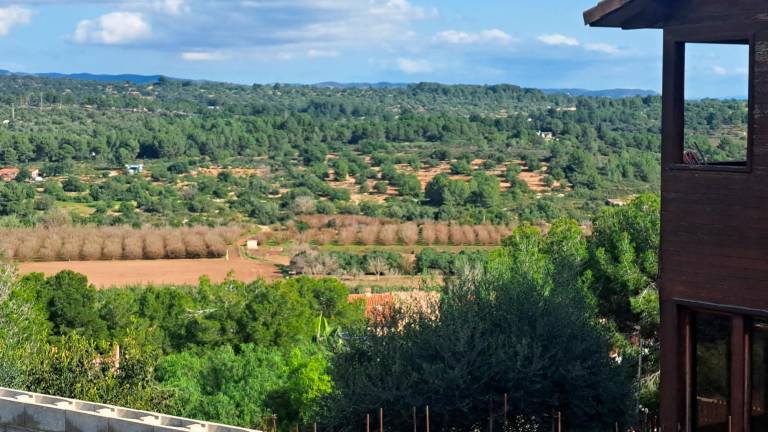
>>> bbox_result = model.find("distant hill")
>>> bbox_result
[541,88,659,98]
[36,73,162,84]
[314,83,659,97]
[0,70,659,97]
[313,82,409,89]
[0,70,162,84]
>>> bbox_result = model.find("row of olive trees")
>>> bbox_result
[0,226,243,262]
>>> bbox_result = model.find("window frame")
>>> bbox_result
[675,301,767,432]
[664,35,755,173]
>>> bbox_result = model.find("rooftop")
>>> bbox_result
[584,0,670,29]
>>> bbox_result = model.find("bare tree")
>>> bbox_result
[366,256,390,281]
[398,223,419,246]
[292,196,317,215]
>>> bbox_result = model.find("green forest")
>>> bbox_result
[0,76,746,227]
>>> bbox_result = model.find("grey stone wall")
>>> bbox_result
[0,388,261,432]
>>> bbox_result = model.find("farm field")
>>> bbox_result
[18,255,283,288]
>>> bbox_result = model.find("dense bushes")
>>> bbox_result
[2,272,365,430]
[324,239,633,431]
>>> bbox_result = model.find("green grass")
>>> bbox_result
[55,201,96,216]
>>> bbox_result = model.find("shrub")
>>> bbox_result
[434,223,450,245]
[358,225,379,245]
[338,226,357,245]
[123,236,144,260]
[377,224,398,245]
[143,233,165,260]
[398,223,419,246]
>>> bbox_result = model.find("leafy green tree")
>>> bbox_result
[588,194,660,328]
[325,258,632,431]
[469,172,501,208]
[37,271,108,340]
[158,344,331,430]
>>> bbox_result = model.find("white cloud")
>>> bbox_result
[181,50,226,61]
[370,0,428,20]
[74,12,151,45]
[433,29,514,46]
[63,0,432,61]
[152,0,189,15]
[307,49,339,58]
[0,5,32,36]
[711,65,748,76]
[397,57,432,74]
[585,43,620,55]
[537,34,579,47]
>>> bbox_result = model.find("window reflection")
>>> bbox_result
[694,313,731,432]
[752,321,768,430]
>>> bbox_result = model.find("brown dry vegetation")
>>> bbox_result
[255,215,513,247]
[0,226,243,262]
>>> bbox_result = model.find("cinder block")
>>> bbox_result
[0,399,26,426]
[65,409,108,432]
[108,417,154,432]
[23,404,66,432]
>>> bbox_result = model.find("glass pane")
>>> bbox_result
[752,321,768,430]
[693,313,731,432]
[684,43,749,166]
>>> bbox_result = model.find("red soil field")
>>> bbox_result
[18,257,282,288]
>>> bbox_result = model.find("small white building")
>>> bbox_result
[246,240,259,250]
[537,131,554,141]
[125,164,144,175]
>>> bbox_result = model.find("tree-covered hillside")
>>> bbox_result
[0,76,744,226]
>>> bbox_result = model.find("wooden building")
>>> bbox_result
[585,1,768,431]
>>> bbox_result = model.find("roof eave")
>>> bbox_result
[584,0,667,29]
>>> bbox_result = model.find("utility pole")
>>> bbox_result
[11,103,14,122]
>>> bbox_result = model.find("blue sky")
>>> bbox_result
[0,0,749,97]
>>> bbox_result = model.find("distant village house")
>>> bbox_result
[536,130,554,141]
[125,164,144,175]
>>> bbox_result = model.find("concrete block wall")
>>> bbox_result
[0,388,262,432]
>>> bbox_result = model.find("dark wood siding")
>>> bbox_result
[658,4,768,431]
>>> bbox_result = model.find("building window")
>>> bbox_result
[692,312,731,432]
[752,321,768,430]
[680,42,750,169]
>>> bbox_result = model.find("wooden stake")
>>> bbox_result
[379,408,383,432]
[366,414,370,432]
[425,406,430,432]
[489,397,493,432]
[557,412,561,432]
[503,393,508,422]
[272,415,277,432]
[313,422,317,432]
[412,407,416,432]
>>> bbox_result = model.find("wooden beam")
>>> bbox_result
[583,0,633,26]
[584,0,671,29]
